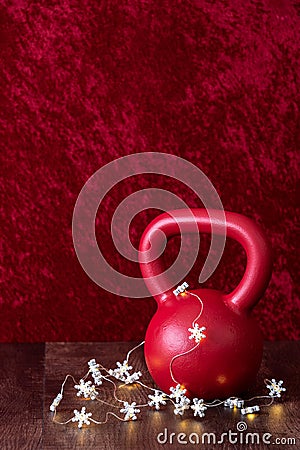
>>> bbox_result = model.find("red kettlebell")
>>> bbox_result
[139,209,272,399]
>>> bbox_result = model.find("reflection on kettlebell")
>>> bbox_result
[139,209,272,399]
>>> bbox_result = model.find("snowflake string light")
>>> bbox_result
[109,360,132,381]
[188,324,206,343]
[241,405,260,415]
[74,379,99,400]
[88,359,103,385]
[72,407,92,428]
[174,397,190,416]
[224,397,244,409]
[266,379,286,398]
[50,393,62,412]
[169,384,190,415]
[120,402,140,421]
[169,384,187,403]
[50,336,287,429]
[191,398,207,417]
[124,371,142,384]
[148,391,167,410]
[173,282,189,296]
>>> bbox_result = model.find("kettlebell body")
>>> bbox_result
[139,209,272,399]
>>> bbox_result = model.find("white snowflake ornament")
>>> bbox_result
[169,384,187,403]
[148,391,167,410]
[88,359,103,385]
[191,398,207,417]
[109,360,132,381]
[173,397,190,416]
[170,384,190,415]
[266,379,286,398]
[72,407,92,428]
[74,379,99,400]
[120,402,140,421]
[188,324,206,343]
[124,371,142,384]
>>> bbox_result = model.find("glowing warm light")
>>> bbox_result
[269,404,284,418]
[217,375,226,385]
[178,419,190,430]
[77,427,88,446]
[191,421,204,434]
[247,413,256,421]
[119,383,139,390]
[127,420,136,434]
[150,411,163,426]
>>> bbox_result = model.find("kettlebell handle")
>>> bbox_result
[139,209,272,313]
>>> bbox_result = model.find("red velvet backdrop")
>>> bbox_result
[0,0,299,342]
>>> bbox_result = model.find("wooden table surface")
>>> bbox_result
[0,341,299,450]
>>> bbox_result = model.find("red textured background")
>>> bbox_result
[0,0,299,342]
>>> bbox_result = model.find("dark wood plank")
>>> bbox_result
[0,343,45,450]
[44,341,300,450]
